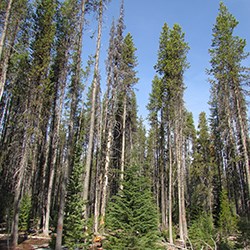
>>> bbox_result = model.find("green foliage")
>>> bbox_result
[218,190,239,239]
[19,194,32,231]
[235,218,250,249]
[63,145,85,250]
[188,213,215,250]
[188,112,214,221]
[105,165,160,249]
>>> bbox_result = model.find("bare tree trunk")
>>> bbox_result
[93,106,103,233]
[161,164,166,229]
[181,131,188,240]
[83,0,103,215]
[11,131,29,248]
[168,130,173,244]
[43,64,67,235]
[0,0,13,61]
[177,108,187,244]
[177,128,183,242]
[120,93,127,190]
[99,92,117,227]
[234,86,250,197]
[100,125,113,228]
[55,161,67,250]
[0,0,13,101]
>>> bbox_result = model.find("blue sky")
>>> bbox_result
[83,0,250,127]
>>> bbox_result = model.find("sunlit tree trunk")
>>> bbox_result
[168,129,173,244]
[0,0,13,61]
[83,0,103,215]
[120,92,127,190]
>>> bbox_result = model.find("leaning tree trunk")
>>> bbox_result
[0,0,13,61]
[0,4,19,101]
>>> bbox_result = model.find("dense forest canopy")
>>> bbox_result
[0,0,249,249]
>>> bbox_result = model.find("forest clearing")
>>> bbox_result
[0,0,250,249]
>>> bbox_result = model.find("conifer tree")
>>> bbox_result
[218,189,239,246]
[105,164,159,249]
[189,112,213,219]
[208,2,250,215]
[150,22,189,244]
[55,0,87,247]
[119,32,138,189]
[42,0,80,235]
[63,143,85,250]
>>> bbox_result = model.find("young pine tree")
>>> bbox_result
[105,165,160,250]
[63,143,85,250]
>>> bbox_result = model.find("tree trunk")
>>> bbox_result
[83,0,103,214]
[0,0,13,61]
[100,125,113,228]
[93,107,102,233]
[43,63,67,235]
[168,130,173,244]
[234,86,250,198]
[11,131,29,248]
[55,1,86,248]
[0,11,20,101]
[177,108,187,244]
[120,92,127,190]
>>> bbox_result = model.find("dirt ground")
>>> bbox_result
[0,234,50,250]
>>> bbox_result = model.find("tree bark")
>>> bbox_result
[100,125,113,228]
[43,58,67,235]
[234,85,250,197]
[120,92,127,190]
[11,130,29,248]
[168,130,173,244]
[83,0,103,214]
[0,0,13,62]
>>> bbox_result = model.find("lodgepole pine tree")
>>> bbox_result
[55,0,87,248]
[10,0,56,246]
[151,22,189,244]
[42,0,79,236]
[188,112,213,219]
[208,2,250,214]
[119,32,138,189]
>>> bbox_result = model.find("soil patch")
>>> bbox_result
[0,234,50,250]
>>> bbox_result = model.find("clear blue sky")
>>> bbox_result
[83,0,250,127]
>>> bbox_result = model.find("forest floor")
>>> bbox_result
[0,234,50,250]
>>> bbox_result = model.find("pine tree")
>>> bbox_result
[63,144,85,250]
[208,2,250,215]
[150,22,189,244]
[189,112,213,220]
[42,0,79,235]
[119,32,139,189]
[105,164,159,249]
[218,189,239,247]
